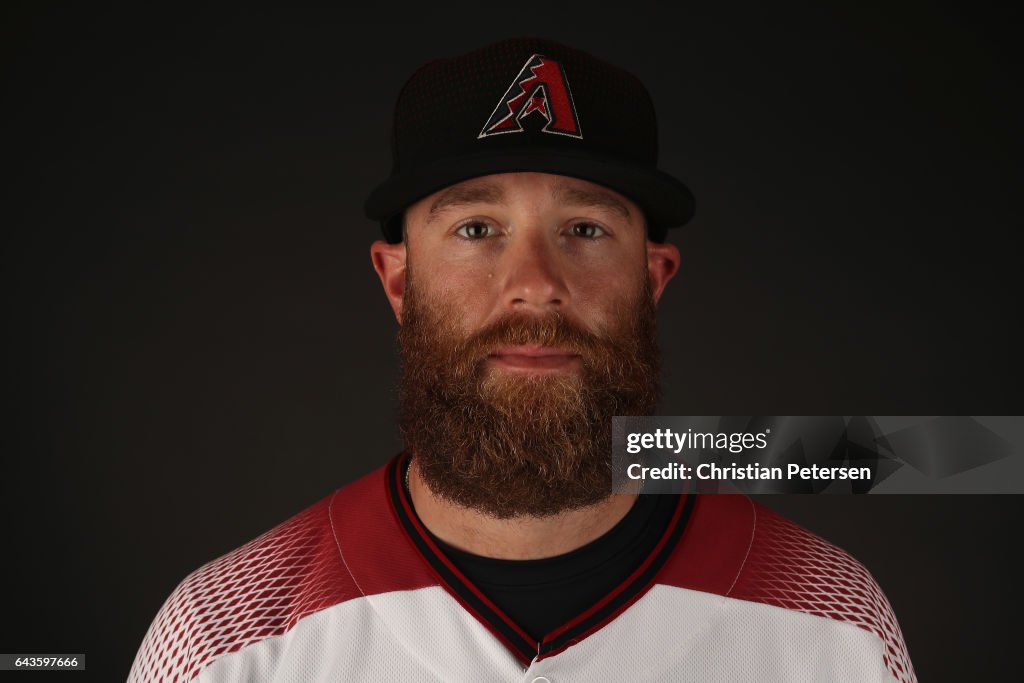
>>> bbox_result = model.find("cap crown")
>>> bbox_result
[390,38,660,175]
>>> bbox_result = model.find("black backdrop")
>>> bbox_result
[3,3,1021,681]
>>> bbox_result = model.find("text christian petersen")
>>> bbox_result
[624,428,872,482]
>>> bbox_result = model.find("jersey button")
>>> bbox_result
[531,678,551,683]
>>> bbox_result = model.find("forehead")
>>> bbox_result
[406,172,642,226]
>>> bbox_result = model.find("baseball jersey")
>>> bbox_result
[129,453,916,682]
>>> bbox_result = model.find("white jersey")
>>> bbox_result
[129,454,915,682]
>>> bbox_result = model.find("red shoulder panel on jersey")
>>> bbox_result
[130,462,436,683]
[659,495,914,683]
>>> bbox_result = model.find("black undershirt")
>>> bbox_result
[420,488,679,641]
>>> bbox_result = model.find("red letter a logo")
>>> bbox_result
[478,54,583,139]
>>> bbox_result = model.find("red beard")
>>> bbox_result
[398,267,662,518]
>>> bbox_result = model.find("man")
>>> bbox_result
[129,38,915,682]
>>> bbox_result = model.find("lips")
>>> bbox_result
[486,345,582,372]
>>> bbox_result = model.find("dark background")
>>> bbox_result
[3,3,1021,681]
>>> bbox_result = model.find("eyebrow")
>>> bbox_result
[424,180,634,224]
[552,183,632,221]
[427,183,505,223]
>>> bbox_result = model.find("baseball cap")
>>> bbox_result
[364,37,695,243]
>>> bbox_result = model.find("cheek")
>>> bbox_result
[417,266,497,334]
[564,237,647,288]
[574,254,639,281]
[570,265,648,330]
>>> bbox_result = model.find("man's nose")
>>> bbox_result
[497,228,570,313]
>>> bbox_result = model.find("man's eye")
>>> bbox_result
[570,222,606,238]
[455,221,493,239]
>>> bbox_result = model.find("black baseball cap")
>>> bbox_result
[364,37,695,243]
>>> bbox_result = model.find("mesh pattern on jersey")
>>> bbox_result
[128,495,356,683]
[728,506,916,683]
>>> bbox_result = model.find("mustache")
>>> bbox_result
[452,312,610,361]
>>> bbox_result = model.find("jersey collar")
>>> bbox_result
[385,452,695,665]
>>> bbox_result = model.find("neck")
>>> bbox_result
[406,457,638,560]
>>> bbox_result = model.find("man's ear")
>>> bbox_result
[646,240,681,305]
[370,240,407,323]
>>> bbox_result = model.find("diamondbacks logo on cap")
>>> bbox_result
[478,54,583,140]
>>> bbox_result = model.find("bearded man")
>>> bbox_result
[129,38,915,682]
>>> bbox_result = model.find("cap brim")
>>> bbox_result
[364,149,695,238]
